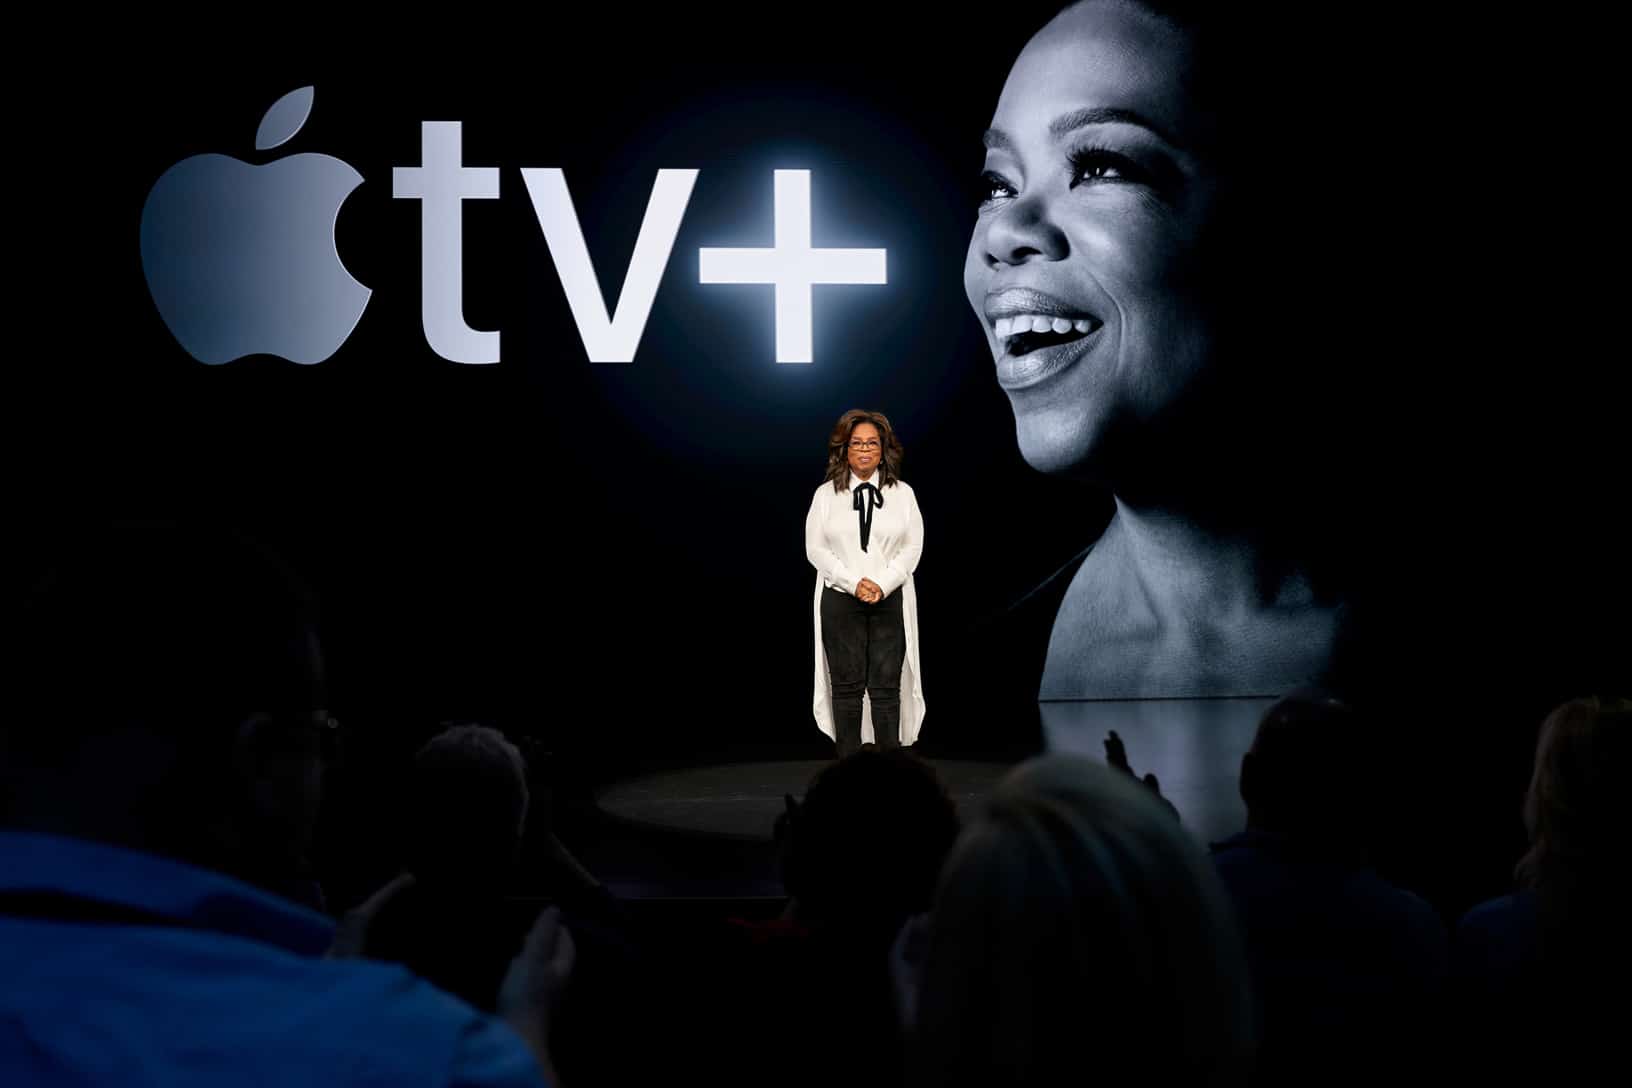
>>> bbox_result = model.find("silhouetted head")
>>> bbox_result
[1240,689,1367,843]
[7,519,331,903]
[1516,695,1630,891]
[908,754,1254,1086]
[780,746,959,936]
[403,723,530,892]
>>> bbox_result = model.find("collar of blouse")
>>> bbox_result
[847,470,887,491]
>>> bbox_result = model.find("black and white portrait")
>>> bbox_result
[965,1,1378,700]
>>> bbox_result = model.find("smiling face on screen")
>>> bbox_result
[965,1,1225,484]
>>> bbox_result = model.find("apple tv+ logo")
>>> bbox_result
[140,87,887,368]
[140,88,370,365]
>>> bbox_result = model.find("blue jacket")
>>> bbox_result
[0,831,544,1087]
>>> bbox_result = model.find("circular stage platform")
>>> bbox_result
[579,706,1263,895]
[594,758,1014,841]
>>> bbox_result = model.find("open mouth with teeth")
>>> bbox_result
[996,314,1100,356]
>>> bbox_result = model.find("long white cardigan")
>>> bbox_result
[805,476,926,745]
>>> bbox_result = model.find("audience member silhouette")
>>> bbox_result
[897,754,1255,1087]
[357,721,645,1088]
[0,520,572,1086]
[1208,690,1447,1085]
[1452,695,1630,1068]
[716,746,960,1087]
[365,723,534,1010]
[778,746,960,939]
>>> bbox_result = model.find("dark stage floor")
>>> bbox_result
[595,758,1014,840]
[563,699,1273,899]
[577,758,1008,898]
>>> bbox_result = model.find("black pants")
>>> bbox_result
[821,585,905,760]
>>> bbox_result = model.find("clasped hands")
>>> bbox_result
[855,578,884,604]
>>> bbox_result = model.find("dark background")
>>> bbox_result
[14,9,1627,911]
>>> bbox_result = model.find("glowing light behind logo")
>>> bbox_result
[698,170,886,363]
[521,168,698,364]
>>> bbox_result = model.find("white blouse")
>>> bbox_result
[804,472,924,598]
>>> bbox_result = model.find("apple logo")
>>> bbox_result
[140,86,370,364]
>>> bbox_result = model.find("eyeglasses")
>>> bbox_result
[848,439,881,451]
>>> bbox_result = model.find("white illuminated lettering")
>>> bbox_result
[698,170,886,363]
[521,168,699,364]
[392,122,501,364]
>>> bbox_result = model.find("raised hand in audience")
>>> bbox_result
[773,793,799,850]
[326,872,417,959]
[889,911,931,1031]
[498,905,577,1085]
[1104,731,1179,820]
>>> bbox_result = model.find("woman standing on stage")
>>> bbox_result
[806,409,926,759]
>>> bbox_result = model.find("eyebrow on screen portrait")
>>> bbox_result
[983,107,1176,151]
